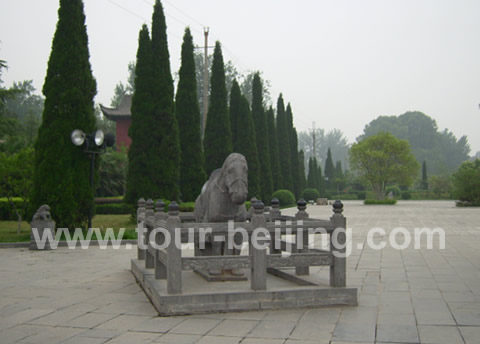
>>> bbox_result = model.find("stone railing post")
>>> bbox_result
[155,199,166,223]
[251,201,267,290]
[145,199,154,269]
[295,199,309,275]
[137,198,146,260]
[154,199,166,279]
[166,201,182,294]
[330,200,346,287]
[270,198,281,253]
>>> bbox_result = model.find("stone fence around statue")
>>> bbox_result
[131,197,356,315]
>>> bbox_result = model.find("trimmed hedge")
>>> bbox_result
[95,203,134,215]
[364,199,397,205]
[95,197,124,205]
[272,189,296,208]
[302,188,320,202]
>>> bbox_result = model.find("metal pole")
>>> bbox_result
[89,153,95,230]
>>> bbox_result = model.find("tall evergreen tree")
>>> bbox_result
[32,0,97,228]
[335,160,345,191]
[298,149,307,195]
[316,160,323,195]
[286,103,300,197]
[176,27,206,201]
[324,147,335,190]
[204,41,232,176]
[307,157,316,188]
[230,82,260,198]
[266,106,282,191]
[150,0,180,200]
[276,94,292,191]
[229,80,241,151]
[125,25,155,204]
[252,73,273,202]
[421,160,428,190]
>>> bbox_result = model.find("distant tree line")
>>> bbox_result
[357,111,470,175]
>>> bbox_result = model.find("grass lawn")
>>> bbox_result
[0,214,138,243]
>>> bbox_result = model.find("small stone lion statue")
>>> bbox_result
[32,205,52,221]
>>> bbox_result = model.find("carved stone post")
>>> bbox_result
[269,198,281,253]
[295,199,309,275]
[251,201,267,290]
[137,198,146,260]
[166,201,182,294]
[145,199,154,269]
[30,205,56,250]
[154,199,166,279]
[330,200,346,287]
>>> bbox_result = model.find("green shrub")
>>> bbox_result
[95,203,134,215]
[364,199,397,205]
[302,188,320,202]
[179,202,195,212]
[0,197,26,221]
[453,159,480,205]
[357,191,367,200]
[401,191,412,200]
[385,185,401,198]
[271,189,296,208]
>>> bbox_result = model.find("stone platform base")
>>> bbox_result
[131,259,357,316]
[194,269,248,282]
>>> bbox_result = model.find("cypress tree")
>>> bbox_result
[204,41,232,176]
[230,82,260,198]
[335,160,345,191]
[125,25,155,204]
[298,149,307,195]
[276,94,292,191]
[324,147,335,191]
[229,80,241,151]
[150,0,180,200]
[176,27,206,201]
[307,157,316,188]
[266,106,282,191]
[286,103,300,197]
[252,73,273,202]
[421,160,428,190]
[32,0,97,228]
[316,159,323,195]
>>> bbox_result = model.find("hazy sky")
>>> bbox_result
[1,0,479,153]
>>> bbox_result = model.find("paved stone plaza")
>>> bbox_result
[1,200,479,343]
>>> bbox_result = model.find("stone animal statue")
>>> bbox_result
[194,153,248,276]
[32,205,52,221]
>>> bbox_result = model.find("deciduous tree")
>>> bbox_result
[350,132,420,200]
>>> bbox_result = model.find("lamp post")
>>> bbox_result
[71,129,115,230]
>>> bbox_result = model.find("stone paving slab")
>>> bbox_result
[1,200,480,343]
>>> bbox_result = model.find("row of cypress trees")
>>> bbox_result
[32,0,306,230]
[204,42,306,202]
[306,147,344,194]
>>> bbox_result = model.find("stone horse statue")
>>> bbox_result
[194,153,248,276]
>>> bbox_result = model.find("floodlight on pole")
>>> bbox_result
[71,128,115,230]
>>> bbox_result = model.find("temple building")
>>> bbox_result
[100,95,132,149]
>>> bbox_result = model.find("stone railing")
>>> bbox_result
[135,198,347,295]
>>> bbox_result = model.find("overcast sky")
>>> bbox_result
[1,0,479,153]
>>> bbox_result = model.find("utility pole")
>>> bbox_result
[202,27,209,137]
